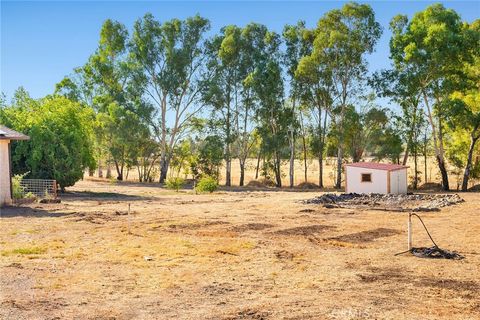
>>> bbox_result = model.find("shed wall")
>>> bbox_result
[389,169,408,194]
[0,140,12,206]
[346,167,388,194]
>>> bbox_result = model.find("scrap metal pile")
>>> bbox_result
[303,193,464,212]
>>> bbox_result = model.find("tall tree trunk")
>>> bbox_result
[114,160,123,181]
[225,102,232,186]
[159,154,169,183]
[320,109,328,188]
[422,91,449,190]
[462,134,479,191]
[239,159,246,187]
[106,157,112,179]
[289,131,295,188]
[424,130,428,184]
[335,146,343,189]
[302,135,308,183]
[318,152,324,188]
[98,163,103,178]
[274,151,282,188]
[255,150,261,180]
[402,144,410,166]
[413,144,418,190]
[225,154,231,187]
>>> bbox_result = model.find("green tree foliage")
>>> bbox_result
[246,28,290,187]
[195,135,224,180]
[78,19,154,181]
[5,4,479,192]
[447,20,480,190]
[195,176,218,193]
[0,94,95,191]
[202,25,243,186]
[130,14,210,183]
[297,2,382,188]
[389,4,470,190]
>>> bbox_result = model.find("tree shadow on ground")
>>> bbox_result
[60,191,155,201]
[0,206,71,218]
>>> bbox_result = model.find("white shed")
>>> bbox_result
[0,126,30,206]
[345,162,408,194]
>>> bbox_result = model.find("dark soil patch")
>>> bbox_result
[231,223,274,232]
[357,267,405,283]
[71,212,114,224]
[298,208,315,213]
[167,221,230,230]
[357,267,479,297]
[225,308,270,320]
[274,250,294,260]
[39,198,61,204]
[274,224,335,236]
[418,278,479,292]
[202,282,235,296]
[329,228,400,244]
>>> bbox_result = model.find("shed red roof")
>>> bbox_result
[345,162,408,171]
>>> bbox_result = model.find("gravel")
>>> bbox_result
[303,193,464,212]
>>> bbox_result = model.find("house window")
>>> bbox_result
[361,173,372,182]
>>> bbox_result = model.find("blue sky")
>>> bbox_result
[1,1,479,101]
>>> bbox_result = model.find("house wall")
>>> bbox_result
[346,166,388,194]
[389,169,408,194]
[0,140,12,206]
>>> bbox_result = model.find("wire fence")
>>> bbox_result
[19,179,57,199]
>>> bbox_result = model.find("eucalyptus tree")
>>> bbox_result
[78,19,153,181]
[130,14,210,183]
[370,69,426,188]
[297,2,382,189]
[247,29,288,187]
[293,23,330,188]
[389,4,469,190]
[234,23,271,186]
[202,25,243,186]
[448,19,480,190]
[283,21,310,187]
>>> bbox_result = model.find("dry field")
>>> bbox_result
[1,179,479,319]
[102,157,479,190]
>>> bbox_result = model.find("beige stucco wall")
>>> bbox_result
[0,140,12,206]
[346,166,388,194]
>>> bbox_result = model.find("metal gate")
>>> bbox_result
[18,179,57,199]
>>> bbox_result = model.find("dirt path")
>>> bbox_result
[1,180,479,319]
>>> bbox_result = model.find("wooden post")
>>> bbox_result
[127,203,131,235]
[408,213,412,251]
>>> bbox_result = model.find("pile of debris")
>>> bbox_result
[303,193,464,212]
[410,246,464,260]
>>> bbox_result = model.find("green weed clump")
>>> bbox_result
[195,176,218,193]
[166,177,185,192]
[2,246,47,256]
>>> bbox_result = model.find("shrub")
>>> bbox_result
[12,173,27,199]
[166,177,185,192]
[195,176,218,193]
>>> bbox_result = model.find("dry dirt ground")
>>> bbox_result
[1,179,479,320]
